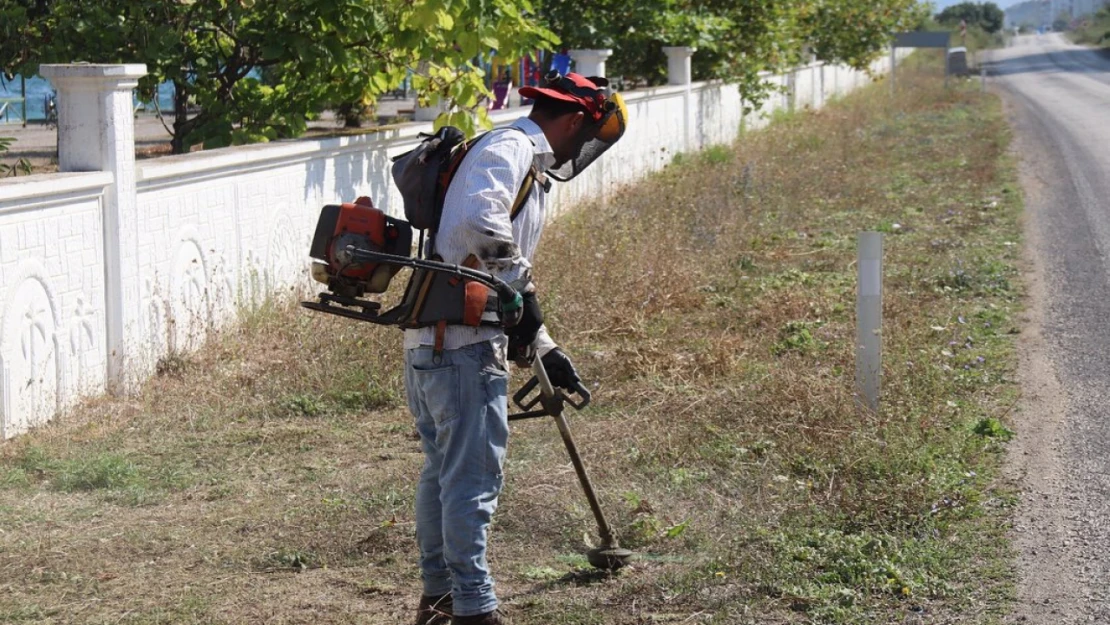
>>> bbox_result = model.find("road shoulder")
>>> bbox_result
[996,84,1086,625]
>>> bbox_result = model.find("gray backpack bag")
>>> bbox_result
[391,126,547,258]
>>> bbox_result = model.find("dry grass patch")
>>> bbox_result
[0,60,1020,625]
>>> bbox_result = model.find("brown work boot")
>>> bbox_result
[451,609,507,625]
[415,593,453,625]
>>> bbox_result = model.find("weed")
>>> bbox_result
[255,547,320,572]
[53,453,144,492]
[0,467,29,488]
[155,350,191,377]
[702,144,733,165]
[281,393,326,417]
[973,417,1014,440]
[771,320,824,355]
[521,565,564,581]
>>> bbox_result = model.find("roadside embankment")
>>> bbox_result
[0,58,1020,624]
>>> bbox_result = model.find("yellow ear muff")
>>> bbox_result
[597,93,627,143]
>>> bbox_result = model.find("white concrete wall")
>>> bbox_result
[0,172,112,437]
[128,127,427,378]
[0,52,906,437]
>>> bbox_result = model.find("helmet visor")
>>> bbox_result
[548,92,628,182]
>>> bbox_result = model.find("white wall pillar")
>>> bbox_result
[414,97,449,122]
[818,64,826,109]
[662,46,696,86]
[568,49,613,78]
[662,47,697,152]
[39,63,147,393]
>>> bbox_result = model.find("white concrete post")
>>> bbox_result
[663,47,697,151]
[856,232,883,414]
[890,45,897,96]
[817,63,826,109]
[40,63,147,393]
[568,49,613,78]
[414,97,450,122]
[413,61,451,122]
[662,46,696,86]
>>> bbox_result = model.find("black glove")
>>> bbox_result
[506,291,543,360]
[541,348,581,392]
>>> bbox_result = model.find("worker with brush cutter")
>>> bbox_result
[405,72,627,625]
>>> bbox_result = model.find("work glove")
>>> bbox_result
[541,348,582,392]
[506,291,543,361]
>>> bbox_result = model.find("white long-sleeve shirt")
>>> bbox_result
[403,116,558,356]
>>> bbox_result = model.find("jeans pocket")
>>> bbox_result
[412,363,460,426]
[474,341,508,377]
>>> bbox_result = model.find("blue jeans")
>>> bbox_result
[404,340,509,617]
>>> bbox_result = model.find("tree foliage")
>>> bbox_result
[936,2,1005,34]
[801,0,929,68]
[0,136,32,176]
[540,0,926,108]
[3,0,556,152]
[0,0,52,78]
[4,0,928,151]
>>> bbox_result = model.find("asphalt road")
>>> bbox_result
[988,33,1110,623]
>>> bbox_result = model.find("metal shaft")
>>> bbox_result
[553,412,617,545]
[531,358,618,546]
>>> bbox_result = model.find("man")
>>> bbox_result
[404,72,627,625]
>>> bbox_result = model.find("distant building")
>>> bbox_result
[1050,0,1110,19]
[1004,0,1052,29]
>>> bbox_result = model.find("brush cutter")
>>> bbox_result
[509,356,635,571]
[330,248,634,570]
[300,216,633,569]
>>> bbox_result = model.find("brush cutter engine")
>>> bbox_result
[308,196,413,301]
[302,197,524,329]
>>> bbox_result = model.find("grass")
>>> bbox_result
[0,56,1021,624]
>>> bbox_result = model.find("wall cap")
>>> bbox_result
[0,171,112,205]
[662,46,698,57]
[39,63,148,83]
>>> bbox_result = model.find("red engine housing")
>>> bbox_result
[308,196,413,296]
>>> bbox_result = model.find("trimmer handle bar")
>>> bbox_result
[508,359,591,421]
[348,247,519,306]
[349,246,590,421]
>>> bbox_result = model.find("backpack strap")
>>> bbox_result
[509,165,549,221]
[445,127,549,224]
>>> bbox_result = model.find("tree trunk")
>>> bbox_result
[337,102,372,128]
[171,80,191,154]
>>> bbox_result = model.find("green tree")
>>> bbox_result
[393,0,558,137]
[0,136,32,176]
[0,0,52,77]
[5,0,556,153]
[540,0,924,110]
[937,2,1005,34]
[801,0,928,68]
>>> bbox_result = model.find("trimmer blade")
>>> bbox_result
[587,546,635,571]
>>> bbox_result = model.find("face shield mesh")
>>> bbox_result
[547,93,628,182]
